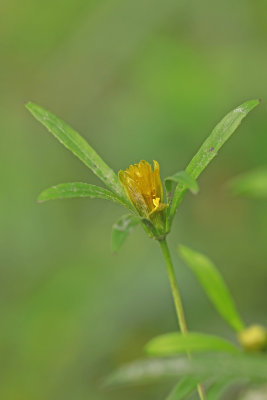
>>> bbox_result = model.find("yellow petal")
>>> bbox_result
[118,169,149,217]
[153,160,163,201]
[153,197,160,209]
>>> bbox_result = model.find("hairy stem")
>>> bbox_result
[159,238,205,400]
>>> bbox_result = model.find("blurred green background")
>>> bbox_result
[1,0,267,399]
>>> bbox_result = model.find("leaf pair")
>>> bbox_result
[27,102,132,210]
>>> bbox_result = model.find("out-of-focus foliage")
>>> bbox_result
[240,385,267,400]
[145,332,238,355]
[166,377,201,400]
[228,167,267,198]
[1,0,267,399]
[104,353,267,387]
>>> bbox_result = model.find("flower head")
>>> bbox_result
[118,160,167,221]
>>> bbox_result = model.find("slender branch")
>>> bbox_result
[159,238,206,400]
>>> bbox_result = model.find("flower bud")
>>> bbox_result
[238,324,267,351]
[118,160,168,236]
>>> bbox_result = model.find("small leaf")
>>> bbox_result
[166,377,201,400]
[112,214,140,252]
[167,99,260,230]
[38,182,125,206]
[26,102,128,204]
[179,245,244,332]
[145,332,238,356]
[165,171,199,201]
[228,167,267,198]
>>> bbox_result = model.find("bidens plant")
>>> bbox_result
[27,99,267,400]
[27,99,259,246]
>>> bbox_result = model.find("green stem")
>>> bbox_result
[159,239,187,334]
[159,238,205,400]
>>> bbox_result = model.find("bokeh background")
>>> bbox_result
[1,1,267,399]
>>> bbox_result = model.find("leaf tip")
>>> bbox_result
[25,101,34,110]
[178,243,188,256]
[111,245,119,255]
[192,185,199,195]
[143,344,154,357]
[37,191,47,203]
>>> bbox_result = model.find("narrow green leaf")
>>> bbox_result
[104,354,267,388]
[228,167,267,198]
[179,245,244,332]
[167,99,260,230]
[186,99,260,180]
[165,171,199,202]
[145,332,238,356]
[38,182,125,207]
[26,102,128,203]
[166,377,201,400]
[112,214,140,252]
[206,378,238,400]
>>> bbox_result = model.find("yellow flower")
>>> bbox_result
[118,160,167,219]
